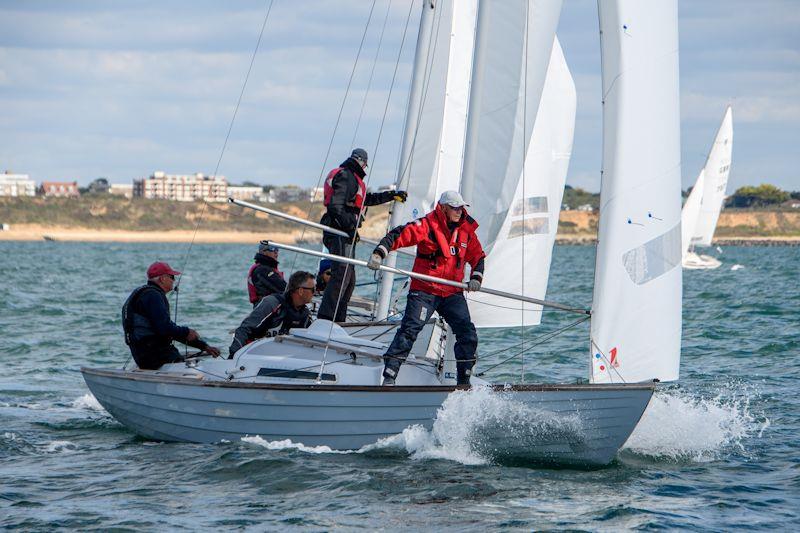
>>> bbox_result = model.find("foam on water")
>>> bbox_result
[623,387,763,461]
[238,387,583,465]
[41,440,79,454]
[71,393,104,411]
[731,264,745,271]
[241,435,352,455]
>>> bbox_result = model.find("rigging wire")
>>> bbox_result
[316,0,417,382]
[351,0,394,148]
[174,0,276,308]
[289,0,379,273]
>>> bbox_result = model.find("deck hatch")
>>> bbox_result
[257,367,336,382]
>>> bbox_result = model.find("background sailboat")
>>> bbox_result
[681,105,734,269]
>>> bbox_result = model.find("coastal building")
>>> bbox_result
[227,185,263,201]
[268,186,305,203]
[109,183,133,198]
[0,172,36,197]
[133,171,227,202]
[309,186,324,202]
[39,181,80,198]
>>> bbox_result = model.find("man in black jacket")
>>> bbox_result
[229,271,315,358]
[318,148,408,322]
[247,241,286,306]
[122,262,220,370]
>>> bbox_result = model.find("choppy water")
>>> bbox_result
[1,241,797,530]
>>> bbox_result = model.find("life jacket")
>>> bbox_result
[122,284,162,346]
[323,167,366,209]
[411,205,480,297]
[247,261,285,304]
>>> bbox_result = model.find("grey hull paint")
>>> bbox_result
[82,368,653,466]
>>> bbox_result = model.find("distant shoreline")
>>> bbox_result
[1,225,798,246]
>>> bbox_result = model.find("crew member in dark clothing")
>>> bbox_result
[248,241,286,306]
[367,191,485,386]
[229,271,316,358]
[318,148,408,322]
[315,259,333,294]
[122,261,221,370]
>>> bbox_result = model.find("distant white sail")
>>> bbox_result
[468,38,575,328]
[460,0,564,249]
[391,0,478,226]
[692,105,733,246]
[591,0,682,383]
[681,169,706,259]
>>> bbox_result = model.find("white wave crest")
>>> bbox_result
[623,388,762,461]
[241,435,353,455]
[240,387,585,466]
[42,440,79,454]
[71,393,104,411]
[731,264,744,271]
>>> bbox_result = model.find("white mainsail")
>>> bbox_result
[460,0,564,248]
[691,105,733,246]
[680,169,706,259]
[591,0,682,384]
[468,38,575,328]
[391,0,478,226]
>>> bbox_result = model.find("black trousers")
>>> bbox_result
[383,291,478,382]
[318,234,356,323]
[130,341,185,370]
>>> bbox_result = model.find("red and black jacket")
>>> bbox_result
[374,204,485,297]
[320,157,397,237]
[247,253,286,305]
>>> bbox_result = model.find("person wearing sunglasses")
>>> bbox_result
[367,191,485,386]
[315,258,333,294]
[229,271,315,359]
[318,148,408,323]
[122,261,220,370]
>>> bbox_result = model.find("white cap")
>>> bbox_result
[438,190,469,208]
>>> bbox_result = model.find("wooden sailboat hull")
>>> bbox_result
[81,367,652,466]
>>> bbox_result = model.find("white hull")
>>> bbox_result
[682,251,722,270]
[82,367,653,466]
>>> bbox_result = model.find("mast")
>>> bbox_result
[375,0,437,319]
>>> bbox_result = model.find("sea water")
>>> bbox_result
[0,242,796,530]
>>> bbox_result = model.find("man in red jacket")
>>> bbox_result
[367,191,485,386]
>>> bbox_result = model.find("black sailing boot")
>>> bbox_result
[456,367,471,387]
[382,366,397,386]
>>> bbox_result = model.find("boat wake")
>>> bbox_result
[241,387,584,466]
[622,386,765,462]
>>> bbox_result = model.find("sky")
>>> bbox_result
[1,0,798,192]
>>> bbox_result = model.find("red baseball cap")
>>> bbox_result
[147,261,181,279]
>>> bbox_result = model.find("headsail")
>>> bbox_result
[460,0,564,249]
[692,105,733,246]
[680,169,706,258]
[391,0,478,226]
[468,38,575,328]
[591,0,682,383]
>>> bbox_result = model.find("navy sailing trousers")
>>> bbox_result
[383,291,478,381]
[318,234,356,323]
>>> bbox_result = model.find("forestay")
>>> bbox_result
[468,38,575,328]
[680,169,706,259]
[591,0,682,383]
[392,0,478,226]
[692,105,733,246]
[460,0,564,248]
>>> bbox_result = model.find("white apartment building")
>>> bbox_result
[133,171,228,202]
[109,183,133,198]
[0,173,36,197]
[227,185,263,201]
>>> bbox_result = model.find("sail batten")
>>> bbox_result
[591,0,682,383]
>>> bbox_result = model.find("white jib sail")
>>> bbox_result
[391,0,478,226]
[591,0,682,384]
[680,169,706,258]
[468,38,576,328]
[691,105,733,246]
[460,0,564,248]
